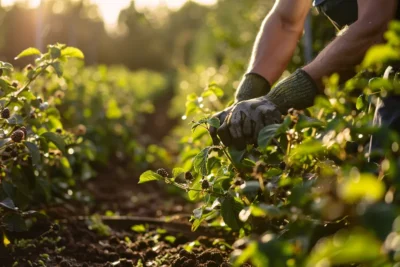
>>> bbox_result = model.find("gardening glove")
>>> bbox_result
[217,96,282,150]
[217,69,318,149]
[266,69,319,114]
[210,73,271,145]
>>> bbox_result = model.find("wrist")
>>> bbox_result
[266,69,319,114]
[235,73,271,102]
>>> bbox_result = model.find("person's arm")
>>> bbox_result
[248,0,311,85]
[303,0,398,89]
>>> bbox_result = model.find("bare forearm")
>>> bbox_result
[303,0,397,89]
[303,23,386,88]
[248,1,310,85]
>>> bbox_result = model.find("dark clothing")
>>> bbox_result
[314,0,400,154]
[314,0,400,30]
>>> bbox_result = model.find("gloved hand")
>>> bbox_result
[210,73,271,145]
[216,69,319,149]
[217,96,282,149]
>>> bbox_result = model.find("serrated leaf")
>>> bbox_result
[221,194,244,231]
[356,95,365,110]
[41,132,66,154]
[0,198,17,211]
[24,141,41,165]
[193,147,212,176]
[172,168,185,178]
[15,47,41,60]
[139,170,163,184]
[61,47,84,59]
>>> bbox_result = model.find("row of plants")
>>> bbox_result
[140,22,400,266]
[0,43,171,252]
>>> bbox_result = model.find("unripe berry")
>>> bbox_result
[156,168,169,178]
[184,172,194,181]
[11,81,18,88]
[201,180,210,190]
[11,130,24,143]
[1,108,10,119]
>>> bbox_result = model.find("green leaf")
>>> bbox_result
[221,194,244,231]
[0,198,17,211]
[289,140,324,161]
[15,47,41,60]
[362,44,400,68]
[306,229,383,266]
[3,213,27,232]
[49,46,61,59]
[24,141,41,165]
[258,122,288,149]
[41,132,66,154]
[172,168,185,178]
[139,170,163,184]
[228,147,246,165]
[0,61,13,70]
[61,47,84,59]
[188,176,203,201]
[207,117,220,128]
[60,157,72,178]
[338,173,385,203]
[356,95,365,110]
[193,147,212,176]
[131,224,147,233]
[51,62,63,77]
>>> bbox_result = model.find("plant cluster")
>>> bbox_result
[0,44,90,241]
[140,22,400,266]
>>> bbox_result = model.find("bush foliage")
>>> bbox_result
[140,22,400,266]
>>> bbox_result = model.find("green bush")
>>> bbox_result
[0,44,91,234]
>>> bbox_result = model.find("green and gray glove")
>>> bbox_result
[210,73,271,145]
[216,69,319,149]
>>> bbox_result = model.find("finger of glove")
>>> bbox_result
[228,111,246,150]
[210,111,228,145]
[242,116,253,138]
[217,121,233,147]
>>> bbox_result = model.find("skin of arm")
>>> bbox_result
[248,0,311,85]
[303,0,397,90]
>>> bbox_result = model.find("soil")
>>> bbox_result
[1,166,236,267]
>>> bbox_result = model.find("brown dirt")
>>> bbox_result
[1,166,234,267]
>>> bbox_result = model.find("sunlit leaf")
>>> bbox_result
[338,173,385,203]
[139,170,163,184]
[15,47,41,60]
[61,47,84,59]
